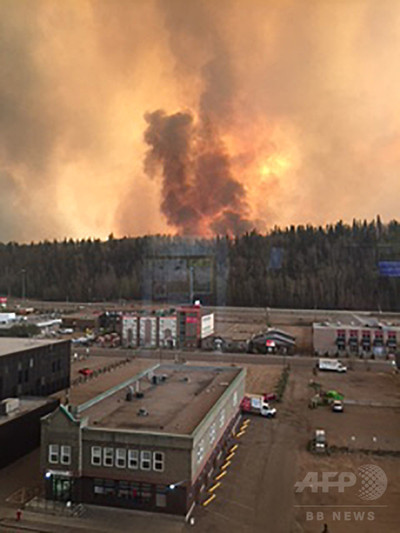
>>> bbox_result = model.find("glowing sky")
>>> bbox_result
[1,0,400,241]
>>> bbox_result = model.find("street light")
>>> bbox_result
[168,480,186,490]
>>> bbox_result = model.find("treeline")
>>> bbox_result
[0,218,399,311]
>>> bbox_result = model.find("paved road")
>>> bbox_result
[76,346,393,373]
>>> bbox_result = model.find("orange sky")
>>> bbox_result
[1,0,400,241]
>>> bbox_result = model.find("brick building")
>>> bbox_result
[40,364,245,516]
[313,321,400,357]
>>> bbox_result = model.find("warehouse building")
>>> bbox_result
[0,396,59,468]
[0,338,71,400]
[313,319,400,357]
[41,363,245,516]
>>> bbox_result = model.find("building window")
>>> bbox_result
[153,452,164,472]
[103,448,114,467]
[141,483,152,502]
[48,444,59,464]
[91,446,102,466]
[60,445,71,465]
[209,423,216,445]
[140,450,151,470]
[219,409,225,428]
[117,480,130,498]
[156,485,167,507]
[128,449,139,470]
[233,391,238,407]
[196,439,205,465]
[29,358,34,368]
[93,478,105,495]
[104,479,116,495]
[116,448,126,468]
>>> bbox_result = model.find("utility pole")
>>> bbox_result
[189,265,194,304]
[21,269,26,301]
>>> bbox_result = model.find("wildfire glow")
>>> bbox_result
[260,155,292,179]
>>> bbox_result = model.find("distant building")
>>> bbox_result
[0,338,71,399]
[61,312,101,331]
[313,320,400,357]
[121,306,214,349]
[247,329,296,354]
[41,364,245,516]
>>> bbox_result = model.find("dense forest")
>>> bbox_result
[0,218,399,311]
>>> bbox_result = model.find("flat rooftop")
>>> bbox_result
[0,338,69,358]
[0,397,57,427]
[78,364,242,436]
[63,359,155,405]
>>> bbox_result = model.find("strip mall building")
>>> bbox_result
[41,363,245,516]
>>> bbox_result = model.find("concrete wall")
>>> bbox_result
[190,368,246,483]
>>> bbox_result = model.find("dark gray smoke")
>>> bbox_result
[143,109,252,236]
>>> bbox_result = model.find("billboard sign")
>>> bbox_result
[379,261,400,277]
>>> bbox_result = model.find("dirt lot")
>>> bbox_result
[243,364,282,394]
[299,369,400,450]
[288,366,400,532]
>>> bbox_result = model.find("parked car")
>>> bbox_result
[78,367,93,376]
[332,400,344,412]
[312,429,327,452]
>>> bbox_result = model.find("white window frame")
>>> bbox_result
[140,450,151,471]
[209,423,216,445]
[103,447,114,467]
[48,444,59,464]
[219,409,225,428]
[115,448,126,469]
[60,445,71,465]
[128,449,139,470]
[91,446,102,466]
[153,451,164,472]
[196,439,205,465]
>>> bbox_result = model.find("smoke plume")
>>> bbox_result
[143,109,252,236]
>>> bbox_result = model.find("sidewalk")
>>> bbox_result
[0,504,187,533]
